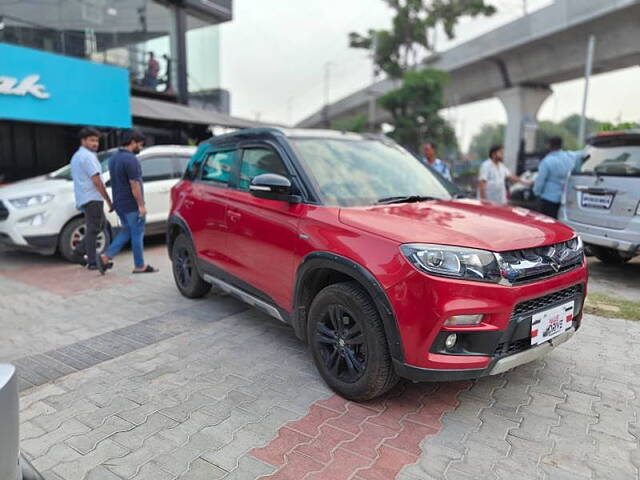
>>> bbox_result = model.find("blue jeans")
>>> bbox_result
[104,210,145,268]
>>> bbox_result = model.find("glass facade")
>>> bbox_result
[0,0,226,98]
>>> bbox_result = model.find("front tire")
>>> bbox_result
[171,234,211,298]
[593,246,633,265]
[307,281,398,401]
[59,217,110,263]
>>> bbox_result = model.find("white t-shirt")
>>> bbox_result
[478,159,510,204]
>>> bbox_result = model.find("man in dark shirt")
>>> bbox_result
[98,129,157,274]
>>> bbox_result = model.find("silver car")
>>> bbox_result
[561,131,640,264]
[0,364,44,480]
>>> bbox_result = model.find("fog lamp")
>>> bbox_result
[444,314,483,326]
[444,334,457,350]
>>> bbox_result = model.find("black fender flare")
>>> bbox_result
[166,214,193,258]
[293,252,405,363]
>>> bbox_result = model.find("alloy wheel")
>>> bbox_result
[315,305,367,383]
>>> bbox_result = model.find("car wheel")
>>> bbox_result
[307,281,399,401]
[172,234,211,298]
[59,217,110,263]
[593,246,633,265]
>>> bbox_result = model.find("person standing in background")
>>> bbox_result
[478,145,523,205]
[98,130,158,274]
[422,142,452,181]
[70,128,112,270]
[533,137,583,218]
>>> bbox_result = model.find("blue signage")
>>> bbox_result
[0,43,131,128]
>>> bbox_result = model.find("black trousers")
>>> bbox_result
[540,199,560,219]
[79,201,105,266]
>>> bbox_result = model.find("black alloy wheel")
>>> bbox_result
[315,305,367,383]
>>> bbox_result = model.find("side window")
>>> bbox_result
[140,157,174,182]
[174,155,191,178]
[239,148,288,190]
[201,150,236,185]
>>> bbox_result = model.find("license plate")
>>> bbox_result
[581,192,613,209]
[530,301,574,346]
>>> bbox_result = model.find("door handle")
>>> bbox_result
[227,210,242,222]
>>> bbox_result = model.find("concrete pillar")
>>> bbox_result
[496,86,552,174]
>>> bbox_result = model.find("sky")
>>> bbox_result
[219,0,640,151]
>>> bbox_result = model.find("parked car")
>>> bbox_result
[509,170,538,210]
[168,128,588,401]
[0,364,44,480]
[0,145,195,262]
[561,130,640,264]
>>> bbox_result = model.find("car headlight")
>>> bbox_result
[400,243,502,282]
[8,194,55,209]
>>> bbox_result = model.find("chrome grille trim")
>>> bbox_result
[497,240,584,284]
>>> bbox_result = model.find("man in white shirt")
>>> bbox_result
[478,145,522,204]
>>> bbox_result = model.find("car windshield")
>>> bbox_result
[576,143,640,177]
[49,150,114,180]
[290,137,452,206]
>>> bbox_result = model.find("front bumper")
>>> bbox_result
[396,328,575,382]
[386,258,588,374]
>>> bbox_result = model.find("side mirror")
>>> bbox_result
[249,174,300,203]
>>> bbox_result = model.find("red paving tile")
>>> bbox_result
[305,448,372,480]
[294,424,355,464]
[0,264,131,296]
[384,420,438,456]
[251,427,313,468]
[340,421,398,459]
[355,445,418,480]
[287,404,343,437]
[250,381,470,479]
[326,403,379,435]
[316,395,349,413]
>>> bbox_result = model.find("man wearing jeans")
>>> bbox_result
[99,130,157,274]
[70,128,112,270]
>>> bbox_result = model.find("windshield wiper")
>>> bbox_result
[376,195,438,205]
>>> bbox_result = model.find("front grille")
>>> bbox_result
[493,284,583,357]
[0,201,8,222]
[499,240,583,284]
[495,338,529,356]
[513,284,582,318]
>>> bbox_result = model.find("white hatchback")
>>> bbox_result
[0,145,195,262]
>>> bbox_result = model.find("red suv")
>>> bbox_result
[168,128,588,401]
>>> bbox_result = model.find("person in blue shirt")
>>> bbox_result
[98,130,158,274]
[70,127,112,270]
[533,136,583,219]
[422,141,452,181]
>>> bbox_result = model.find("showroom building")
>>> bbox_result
[0,0,258,182]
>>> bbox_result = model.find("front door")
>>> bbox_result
[223,146,304,310]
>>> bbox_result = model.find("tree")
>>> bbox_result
[348,0,495,153]
[468,123,504,161]
[331,114,368,133]
[349,0,496,79]
[378,69,457,153]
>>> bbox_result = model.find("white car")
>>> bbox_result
[0,145,196,262]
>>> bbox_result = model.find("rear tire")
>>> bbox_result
[593,246,633,265]
[307,281,398,401]
[59,217,110,263]
[171,234,211,298]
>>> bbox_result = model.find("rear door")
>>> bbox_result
[189,149,238,268]
[566,138,640,230]
[223,145,304,309]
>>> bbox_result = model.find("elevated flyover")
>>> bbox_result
[297,0,640,171]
